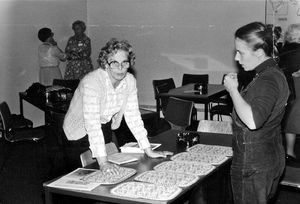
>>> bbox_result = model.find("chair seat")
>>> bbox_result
[10,114,33,129]
[5,126,45,142]
[197,120,233,135]
[280,166,300,189]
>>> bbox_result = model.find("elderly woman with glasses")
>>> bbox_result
[63,38,172,173]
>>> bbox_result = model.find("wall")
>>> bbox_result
[0,0,265,126]
[0,0,87,126]
[87,0,265,106]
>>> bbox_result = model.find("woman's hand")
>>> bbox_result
[223,73,239,93]
[144,147,173,158]
[97,157,120,175]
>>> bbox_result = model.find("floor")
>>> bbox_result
[1,124,300,204]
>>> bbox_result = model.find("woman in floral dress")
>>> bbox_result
[64,20,93,80]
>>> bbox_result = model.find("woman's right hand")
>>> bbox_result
[97,157,120,175]
[100,162,120,175]
[223,73,239,93]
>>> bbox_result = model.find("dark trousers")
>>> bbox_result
[231,163,284,204]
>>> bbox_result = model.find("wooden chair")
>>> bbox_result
[152,78,176,114]
[280,166,300,189]
[182,73,209,86]
[163,97,194,131]
[197,120,233,135]
[80,142,119,167]
[0,101,44,142]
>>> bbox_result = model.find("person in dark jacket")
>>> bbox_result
[224,22,289,204]
[279,23,300,166]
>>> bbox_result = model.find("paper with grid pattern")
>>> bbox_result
[134,170,199,188]
[110,181,182,201]
[154,161,215,176]
[82,167,136,185]
[171,152,228,165]
[188,144,233,157]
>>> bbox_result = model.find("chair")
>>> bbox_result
[0,101,44,142]
[197,120,233,135]
[152,78,176,114]
[80,142,119,167]
[280,166,300,189]
[52,79,80,92]
[163,97,194,131]
[209,74,233,121]
[182,74,209,86]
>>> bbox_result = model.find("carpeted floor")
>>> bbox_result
[0,125,300,204]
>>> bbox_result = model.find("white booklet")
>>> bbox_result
[107,153,139,165]
[47,168,100,191]
[120,142,161,153]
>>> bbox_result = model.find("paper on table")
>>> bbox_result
[47,168,100,191]
[120,142,161,153]
[107,153,139,165]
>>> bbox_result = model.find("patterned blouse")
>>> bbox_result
[64,34,93,80]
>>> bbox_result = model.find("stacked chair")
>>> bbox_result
[152,78,176,114]
[209,74,233,121]
[0,101,44,142]
[181,73,209,86]
[182,74,209,121]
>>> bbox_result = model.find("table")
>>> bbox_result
[19,92,158,125]
[158,84,227,120]
[43,130,232,204]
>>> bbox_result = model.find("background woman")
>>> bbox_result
[224,22,289,204]
[63,38,172,173]
[64,20,93,80]
[279,23,300,166]
[38,27,66,86]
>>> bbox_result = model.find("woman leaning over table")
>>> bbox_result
[223,22,289,204]
[64,20,93,80]
[63,38,172,174]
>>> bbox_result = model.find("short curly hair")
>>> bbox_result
[284,23,300,44]
[97,38,136,69]
[72,20,86,32]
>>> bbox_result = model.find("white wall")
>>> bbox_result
[87,0,265,106]
[0,0,265,126]
[0,0,87,126]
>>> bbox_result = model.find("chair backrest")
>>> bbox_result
[164,97,193,130]
[0,101,11,132]
[52,79,80,92]
[152,78,176,113]
[280,166,300,189]
[197,120,233,135]
[182,74,209,86]
[80,142,119,167]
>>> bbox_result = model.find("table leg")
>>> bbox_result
[44,189,54,204]
[19,93,24,116]
[204,103,209,120]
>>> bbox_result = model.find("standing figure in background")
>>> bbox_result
[279,23,300,166]
[64,20,93,80]
[38,27,66,86]
[224,22,289,204]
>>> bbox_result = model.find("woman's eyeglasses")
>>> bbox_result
[108,60,130,70]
